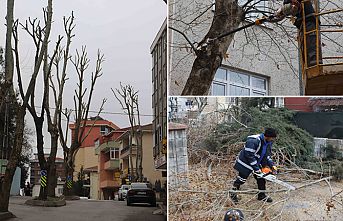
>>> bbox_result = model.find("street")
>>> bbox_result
[7,197,165,221]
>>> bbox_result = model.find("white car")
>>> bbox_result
[118,184,131,201]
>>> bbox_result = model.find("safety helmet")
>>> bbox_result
[224,209,244,221]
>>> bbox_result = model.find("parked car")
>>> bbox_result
[126,182,156,207]
[118,184,131,201]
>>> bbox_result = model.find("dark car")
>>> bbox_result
[126,182,156,207]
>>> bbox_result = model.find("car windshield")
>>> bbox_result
[131,183,149,189]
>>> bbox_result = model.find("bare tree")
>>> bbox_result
[0,0,53,212]
[59,47,105,197]
[112,83,143,182]
[194,97,208,115]
[15,12,62,200]
[43,13,75,197]
[170,0,343,95]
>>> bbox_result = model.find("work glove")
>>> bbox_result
[254,169,263,177]
[272,166,278,175]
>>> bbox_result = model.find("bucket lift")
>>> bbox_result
[300,0,343,95]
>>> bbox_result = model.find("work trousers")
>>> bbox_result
[233,172,266,193]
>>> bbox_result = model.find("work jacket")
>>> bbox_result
[234,134,275,177]
[283,0,316,29]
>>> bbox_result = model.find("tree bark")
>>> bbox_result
[0,106,25,212]
[34,117,48,200]
[0,0,14,109]
[63,160,74,196]
[181,0,243,95]
[47,134,58,197]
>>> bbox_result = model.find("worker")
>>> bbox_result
[230,128,278,203]
[268,0,322,67]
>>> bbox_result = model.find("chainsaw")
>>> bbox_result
[255,167,296,191]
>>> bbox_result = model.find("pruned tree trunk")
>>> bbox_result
[0,107,25,212]
[63,159,75,196]
[129,130,134,181]
[34,117,48,200]
[0,0,14,109]
[181,0,243,95]
[47,134,58,197]
[112,83,142,182]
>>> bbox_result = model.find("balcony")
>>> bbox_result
[120,146,137,158]
[100,180,121,188]
[104,159,120,170]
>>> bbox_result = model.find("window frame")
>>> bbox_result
[110,148,120,160]
[212,67,268,96]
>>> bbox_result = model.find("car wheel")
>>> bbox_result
[127,200,131,206]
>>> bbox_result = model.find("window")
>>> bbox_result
[110,148,120,160]
[212,82,226,96]
[100,126,108,135]
[238,0,271,20]
[212,67,268,96]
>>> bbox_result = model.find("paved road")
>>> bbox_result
[8,197,166,221]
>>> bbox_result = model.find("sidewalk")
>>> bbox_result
[0,211,15,220]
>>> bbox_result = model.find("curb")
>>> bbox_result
[64,195,80,201]
[157,202,167,217]
[0,212,15,220]
[25,199,66,207]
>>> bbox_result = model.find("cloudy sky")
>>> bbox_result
[0,0,166,156]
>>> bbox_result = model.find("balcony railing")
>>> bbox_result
[104,159,120,170]
[120,146,137,157]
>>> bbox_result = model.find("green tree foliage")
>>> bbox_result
[0,47,32,186]
[204,107,314,166]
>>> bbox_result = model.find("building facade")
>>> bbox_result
[116,124,163,187]
[151,19,167,177]
[94,130,124,200]
[70,117,120,181]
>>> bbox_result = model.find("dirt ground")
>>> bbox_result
[169,163,343,221]
[235,174,343,221]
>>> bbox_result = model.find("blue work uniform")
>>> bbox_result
[233,134,274,189]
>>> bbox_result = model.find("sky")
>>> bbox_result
[0,0,166,156]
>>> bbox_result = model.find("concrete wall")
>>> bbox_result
[90,172,99,200]
[10,167,21,196]
[314,137,343,158]
[32,184,64,197]
[169,0,300,96]
[169,129,189,188]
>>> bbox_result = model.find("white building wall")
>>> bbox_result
[169,0,300,96]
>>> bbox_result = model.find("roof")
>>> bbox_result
[168,122,188,131]
[69,118,120,130]
[95,129,126,145]
[309,98,343,107]
[116,123,153,141]
[150,18,167,52]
